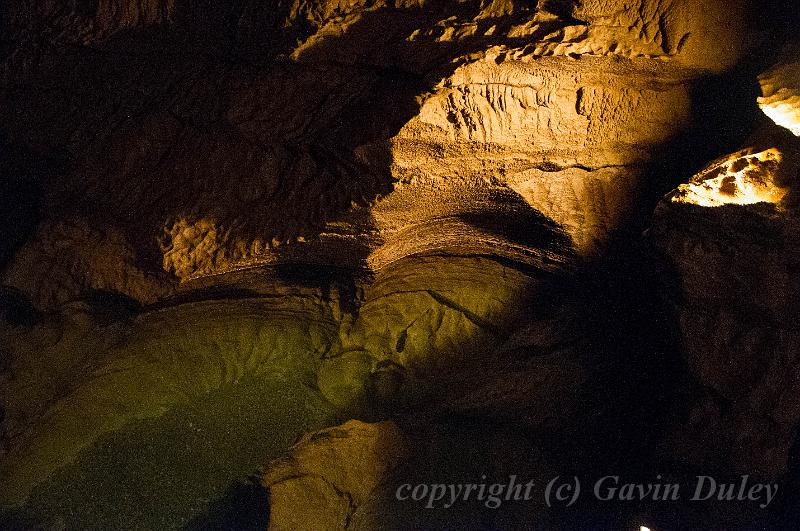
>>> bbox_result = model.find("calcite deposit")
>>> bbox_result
[1,0,799,529]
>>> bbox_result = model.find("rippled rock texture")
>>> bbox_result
[1,0,798,529]
[1,0,763,292]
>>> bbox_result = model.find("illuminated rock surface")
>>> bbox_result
[669,148,790,207]
[759,43,800,137]
[263,420,408,530]
[1,0,799,529]
[0,0,761,292]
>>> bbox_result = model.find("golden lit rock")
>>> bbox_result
[263,420,408,530]
[2,0,799,528]
[669,148,788,207]
[759,54,800,137]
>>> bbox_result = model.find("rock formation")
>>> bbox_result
[263,420,408,530]
[759,42,800,138]
[650,140,800,480]
[1,0,799,529]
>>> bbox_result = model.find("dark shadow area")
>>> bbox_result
[458,207,574,254]
[570,236,687,476]
[147,286,268,310]
[0,509,43,531]
[184,479,270,531]
[272,264,369,316]
[0,132,49,271]
[82,288,143,325]
[563,0,800,508]
[631,73,770,234]
[769,434,800,527]
[0,286,43,326]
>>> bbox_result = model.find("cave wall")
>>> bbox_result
[2,0,800,529]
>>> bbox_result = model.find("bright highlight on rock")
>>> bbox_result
[669,148,788,207]
[759,59,800,137]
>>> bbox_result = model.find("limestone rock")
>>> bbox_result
[262,420,408,531]
[0,242,585,516]
[668,148,790,207]
[2,218,175,309]
[759,42,800,137]
[0,0,792,527]
[649,142,800,479]
[0,0,762,292]
[0,291,340,512]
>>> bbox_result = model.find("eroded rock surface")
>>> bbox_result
[3,218,174,309]
[0,0,793,528]
[650,140,800,480]
[0,287,340,514]
[1,0,763,297]
[759,42,800,137]
[0,248,593,516]
[263,420,408,530]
